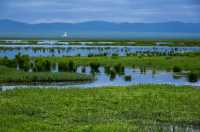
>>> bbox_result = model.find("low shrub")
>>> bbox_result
[187,72,198,82]
[124,75,132,81]
[90,63,100,73]
[104,66,111,74]
[81,67,86,73]
[110,69,116,80]
[114,63,125,75]
[67,60,76,72]
[173,66,182,73]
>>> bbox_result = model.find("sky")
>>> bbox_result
[0,0,200,23]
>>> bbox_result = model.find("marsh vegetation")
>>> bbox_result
[0,39,200,131]
[1,85,200,131]
[0,54,199,87]
[0,65,93,84]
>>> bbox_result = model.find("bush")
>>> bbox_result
[173,66,182,73]
[187,72,198,82]
[140,66,146,74]
[81,67,86,73]
[34,59,51,72]
[88,54,94,57]
[104,66,111,74]
[1,56,16,68]
[15,54,30,71]
[110,69,116,80]
[67,60,76,72]
[90,63,100,73]
[114,63,125,75]
[124,75,132,81]
[58,62,68,72]
[23,61,31,72]
[112,53,119,57]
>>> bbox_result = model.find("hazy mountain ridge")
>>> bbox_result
[1,19,200,33]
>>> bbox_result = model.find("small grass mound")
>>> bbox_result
[0,66,93,84]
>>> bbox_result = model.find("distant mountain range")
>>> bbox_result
[0,19,200,38]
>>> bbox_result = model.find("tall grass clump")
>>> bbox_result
[114,63,125,75]
[15,54,30,71]
[104,65,111,75]
[58,62,68,72]
[140,66,146,74]
[58,61,77,72]
[124,75,132,81]
[34,59,51,72]
[90,62,100,73]
[173,66,182,73]
[0,56,16,68]
[187,72,198,82]
[81,67,86,73]
[112,53,119,57]
[67,60,76,72]
[110,69,116,80]
[132,64,136,69]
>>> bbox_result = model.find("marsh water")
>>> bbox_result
[0,45,200,57]
[0,44,200,91]
[1,66,200,91]
[76,66,200,87]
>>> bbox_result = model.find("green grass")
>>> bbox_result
[0,85,200,131]
[1,39,200,46]
[0,66,93,83]
[36,55,200,72]
[1,55,200,78]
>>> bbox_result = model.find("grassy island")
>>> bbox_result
[0,66,93,84]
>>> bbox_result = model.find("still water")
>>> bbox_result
[0,45,200,57]
[1,67,200,91]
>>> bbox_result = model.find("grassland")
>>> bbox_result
[0,66,93,84]
[1,54,200,76]
[36,55,200,72]
[67,40,200,46]
[1,39,200,46]
[1,85,200,131]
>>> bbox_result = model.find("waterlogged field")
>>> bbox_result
[0,45,200,58]
[0,54,200,90]
[1,39,200,58]
[1,85,200,132]
[1,40,200,131]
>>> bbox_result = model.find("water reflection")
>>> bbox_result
[1,66,200,91]
[0,45,200,58]
[0,86,2,92]
[15,64,200,86]
[75,66,200,88]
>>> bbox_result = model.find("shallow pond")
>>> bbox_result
[1,67,200,91]
[0,45,200,58]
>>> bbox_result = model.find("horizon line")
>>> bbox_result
[1,19,200,25]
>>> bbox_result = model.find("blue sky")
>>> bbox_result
[0,0,200,23]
